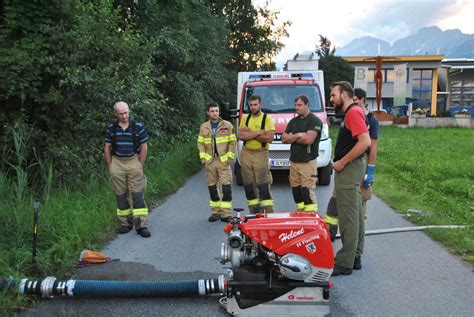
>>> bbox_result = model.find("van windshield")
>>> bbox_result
[244,85,323,114]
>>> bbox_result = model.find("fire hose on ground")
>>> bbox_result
[0,225,465,298]
[334,225,467,239]
[1,225,466,297]
[0,276,226,298]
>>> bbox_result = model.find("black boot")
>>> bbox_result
[137,228,151,238]
[353,257,362,270]
[331,265,352,276]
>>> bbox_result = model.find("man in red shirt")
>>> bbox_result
[330,81,370,276]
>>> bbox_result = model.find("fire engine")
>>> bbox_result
[232,55,332,185]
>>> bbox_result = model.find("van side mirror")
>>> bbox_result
[221,102,239,120]
[221,102,231,120]
[228,102,239,118]
[222,102,230,113]
[222,102,239,118]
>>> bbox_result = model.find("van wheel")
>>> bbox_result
[234,161,243,186]
[318,164,332,186]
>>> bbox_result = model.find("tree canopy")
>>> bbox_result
[0,0,288,183]
[315,34,336,58]
[210,0,290,72]
[318,57,354,106]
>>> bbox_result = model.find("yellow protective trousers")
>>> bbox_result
[109,155,148,229]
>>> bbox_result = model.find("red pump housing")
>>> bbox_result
[238,212,334,270]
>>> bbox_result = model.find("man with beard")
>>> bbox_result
[282,95,322,213]
[325,88,380,239]
[329,82,370,276]
[238,95,275,214]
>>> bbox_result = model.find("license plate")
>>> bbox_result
[271,159,290,167]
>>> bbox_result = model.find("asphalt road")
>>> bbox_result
[23,169,474,316]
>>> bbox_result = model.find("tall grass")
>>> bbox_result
[0,126,201,315]
[375,127,473,263]
[145,138,201,203]
[330,126,474,263]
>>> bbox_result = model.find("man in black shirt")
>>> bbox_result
[282,95,323,213]
[329,82,370,276]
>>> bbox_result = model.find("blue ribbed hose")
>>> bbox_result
[72,280,200,297]
[1,276,225,298]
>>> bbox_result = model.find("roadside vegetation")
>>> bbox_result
[331,126,474,264]
[0,1,288,184]
[0,133,201,315]
[0,2,290,314]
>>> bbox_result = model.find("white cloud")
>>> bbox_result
[253,0,474,63]
[437,0,474,33]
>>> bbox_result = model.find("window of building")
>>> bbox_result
[411,69,433,108]
[450,80,474,107]
[386,69,395,82]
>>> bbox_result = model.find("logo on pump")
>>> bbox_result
[305,242,317,254]
[279,228,305,242]
[288,294,315,301]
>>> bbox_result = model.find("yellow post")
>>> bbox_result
[431,68,438,116]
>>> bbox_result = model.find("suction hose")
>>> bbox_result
[1,276,226,298]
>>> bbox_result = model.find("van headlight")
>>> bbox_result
[321,124,329,140]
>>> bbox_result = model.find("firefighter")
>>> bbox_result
[238,95,275,214]
[104,101,151,238]
[329,82,370,276]
[282,95,323,213]
[198,102,237,222]
[325,88,380,242]
[354,88,380,220]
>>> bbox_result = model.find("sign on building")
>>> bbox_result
[354,67,369,92]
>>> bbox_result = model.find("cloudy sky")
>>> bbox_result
[254,0,474,62]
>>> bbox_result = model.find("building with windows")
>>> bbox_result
[344,55,444,116]
[441,58,474,117]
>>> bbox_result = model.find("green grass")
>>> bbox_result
[0,137,201,315]
[330,126,474,264]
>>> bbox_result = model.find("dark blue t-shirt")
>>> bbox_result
[105,120,149,157]
[367,113,380,140]
[211,121,219,136]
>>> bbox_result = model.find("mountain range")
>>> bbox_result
[336,26,474,58]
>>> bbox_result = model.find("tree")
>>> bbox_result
[0,0,245,182]
[116,0,235,132]
[0,0,290,183]
[315,34,336,57]
[210,0,290,71]
[318,55,354,105]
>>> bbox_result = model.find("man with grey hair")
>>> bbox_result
[104,101,151,237]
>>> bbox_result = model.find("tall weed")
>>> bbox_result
[0,135,201,315]
[335,126,474,263]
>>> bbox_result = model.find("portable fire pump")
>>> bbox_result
[219,211,334,316]
[0,211,334,317]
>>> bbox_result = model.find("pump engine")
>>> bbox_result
[219,212,333,316]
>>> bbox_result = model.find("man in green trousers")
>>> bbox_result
[329,82,370,276]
